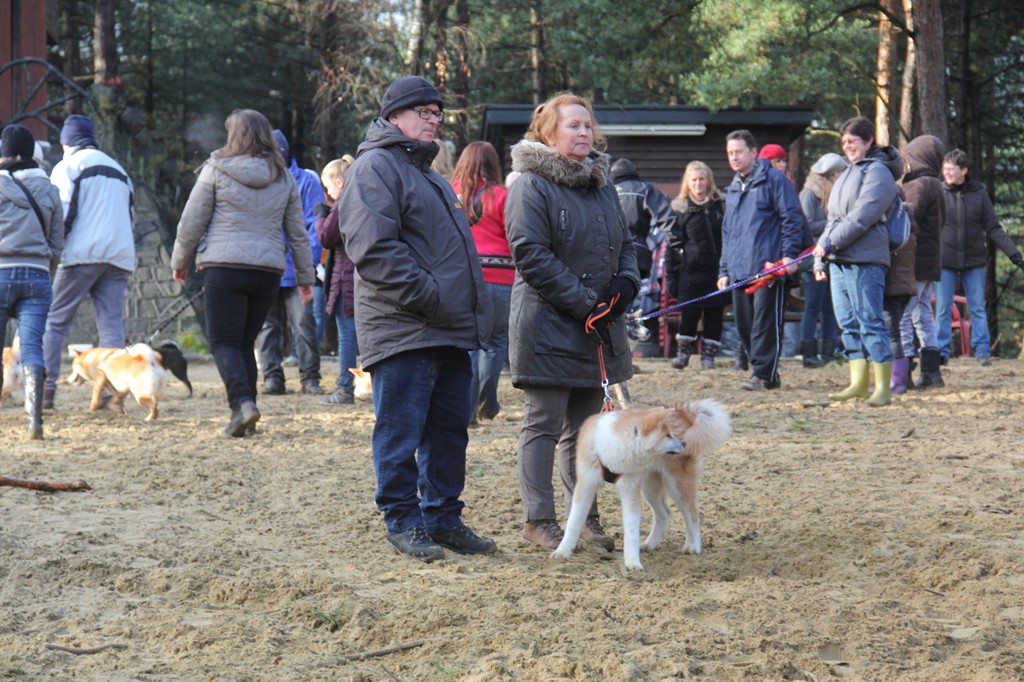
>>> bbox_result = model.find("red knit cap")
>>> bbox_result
[758,143,788,161]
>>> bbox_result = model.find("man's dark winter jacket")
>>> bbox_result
[336,119,492,369]
[609,158,674,278]
[720,157,806,281]
[505,139,638,389]
[941,178,1022,271]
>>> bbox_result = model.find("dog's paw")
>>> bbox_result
[640,540,661,553]
[623,561,646,573]
[681,540,702,555]
[550,547,573,560]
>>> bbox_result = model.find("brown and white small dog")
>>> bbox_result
[87,344,168,421]
[350,366,372,401]
[67,346,124,385]
[1,337,23,407]
[552,400,732,572]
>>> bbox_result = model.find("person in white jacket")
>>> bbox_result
[41,114,134,408]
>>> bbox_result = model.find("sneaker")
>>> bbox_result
[386,526,445,562]
[977,356,992,367]
[580,515,615,551]
[320,389,354,405]
[301,381,325,395]
[522,519,565,550]
[430,523,497,555]
[742,375,780,391]
[261,378,285,395]
[282,354,299,367]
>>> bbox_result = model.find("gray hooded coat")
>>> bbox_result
[505,139,638,388]
[336,119,492,369]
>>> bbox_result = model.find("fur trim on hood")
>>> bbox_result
[510,138,611,190]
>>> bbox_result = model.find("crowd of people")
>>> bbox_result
[4,82,1024,562]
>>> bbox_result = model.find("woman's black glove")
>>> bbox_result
[585,301,613,345]
[607,275,638,318]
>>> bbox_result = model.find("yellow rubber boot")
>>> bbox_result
[868,361,893,407]
[829,358,869,401]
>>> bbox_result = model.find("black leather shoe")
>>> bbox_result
[430,523,497,555]
[387,526,445,562]
[261,379,285,395]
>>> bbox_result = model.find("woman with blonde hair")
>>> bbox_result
[505,92,639,550]
[666,160,726,369]
[315,154,361,405]
[171,109,315,436]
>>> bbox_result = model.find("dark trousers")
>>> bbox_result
[203,267,279,410]
[678,306,724,342]
[731,283,785,384]
[257,286,321,386]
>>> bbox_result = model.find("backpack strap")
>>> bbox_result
[6,175,47,230]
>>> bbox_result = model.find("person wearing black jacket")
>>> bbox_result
[938,149,1024,365]
[609,158,674,281]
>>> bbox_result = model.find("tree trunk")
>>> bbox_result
[406,0,431,75]
[59,1,83,114]
[453,0,470,153]
[899,0,916,143]
[433,0,451,95]
[529,0,545,104]
[875,0,898,146]
[912,0,948,142]
[144,0,154,115]
[93,0,118,84]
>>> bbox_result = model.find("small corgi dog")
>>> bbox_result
[350,366,372,401]
[1,337,24,407]
[90,343,169,421]
[552,400,732,572]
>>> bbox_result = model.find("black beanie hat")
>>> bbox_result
[1,124,36,160]
[380,76,443,120]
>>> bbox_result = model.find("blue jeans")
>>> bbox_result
[43,263,130,391]
[799,271,837,346]
[936,267,989,358]
[333,304,358,392]
[0,267,53,368]
[203,267,280,410]
[829,263,892,363]
[470,282,511,418]
[312,285,326,345]
[369,346,472,534]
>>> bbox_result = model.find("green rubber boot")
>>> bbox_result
[829,358,869,401]
[868,361,893,407]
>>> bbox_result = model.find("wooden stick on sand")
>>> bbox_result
[0,476,93,493]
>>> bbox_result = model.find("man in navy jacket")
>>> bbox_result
[717,130,806,391]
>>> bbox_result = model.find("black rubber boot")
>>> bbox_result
[917,347,945,388]
[801,339,825,368]
[24,365,45,440]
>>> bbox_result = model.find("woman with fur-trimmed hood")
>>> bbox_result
[505,93,639,552]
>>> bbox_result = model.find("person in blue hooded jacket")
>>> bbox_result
[255,129,325,396]
[717,129,806,391]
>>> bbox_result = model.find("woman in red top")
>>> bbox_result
[451,141,511,422]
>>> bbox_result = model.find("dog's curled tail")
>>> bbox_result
[677,399,732,455]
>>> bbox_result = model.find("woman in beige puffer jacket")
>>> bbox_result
[171,109,314,437]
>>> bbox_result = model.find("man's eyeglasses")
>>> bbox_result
[413,107,444,122]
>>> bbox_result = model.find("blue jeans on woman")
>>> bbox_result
[470,282,511,420]
[829,263,892,363]
[936,266,989,359]
[0,267,52,367]
[333,304,358,393]
[203,267,279,410]
[369,346,473,535]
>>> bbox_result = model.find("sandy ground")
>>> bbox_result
[1,353,1023,681]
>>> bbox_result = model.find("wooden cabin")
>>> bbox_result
[480,104,814,195]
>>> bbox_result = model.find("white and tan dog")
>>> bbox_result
[1,337,23,407]
[553,399,732,572]
[90,343,168,421]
